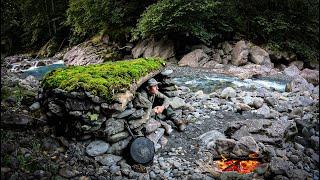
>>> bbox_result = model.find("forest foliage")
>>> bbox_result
[1,0,319,64]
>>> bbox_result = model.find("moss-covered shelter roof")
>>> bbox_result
[42,58,166,101]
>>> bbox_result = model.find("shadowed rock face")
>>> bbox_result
[178,49,210,67]
[231,40,249,66]
[132,38,175,60]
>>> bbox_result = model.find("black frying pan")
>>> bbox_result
[124,121,155,165]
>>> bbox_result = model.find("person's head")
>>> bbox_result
[147,78,159,95]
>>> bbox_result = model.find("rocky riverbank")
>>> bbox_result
[1,57,319,179]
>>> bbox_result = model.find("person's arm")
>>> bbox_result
[155,91,170,109]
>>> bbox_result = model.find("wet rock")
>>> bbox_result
[232,136,260,157]
[86,140,110,157]
[231,40,249,66]
[197,130,226,149]
[95,154,122,166]
[220,87,236,99]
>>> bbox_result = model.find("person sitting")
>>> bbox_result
[133,78,187,131]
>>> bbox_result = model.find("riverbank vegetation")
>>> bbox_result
[1,0,319,64]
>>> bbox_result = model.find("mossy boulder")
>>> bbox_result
[41,58,166,102]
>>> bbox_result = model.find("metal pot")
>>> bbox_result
[125,122,155,165]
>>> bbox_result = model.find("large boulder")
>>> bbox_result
[231,40,249,66]
[290,75,315,92]
[249,45,273,68]
[178,49,210,67]
[284,65,300,77]
[222,64,279,80]
[63,42,108,66]
[132,38,174,60]
[221,41,233,54]
[300,68,319,85]
[191,44,212,54]
[289,61,304,70]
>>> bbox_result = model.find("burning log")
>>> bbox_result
[213,153,263,174]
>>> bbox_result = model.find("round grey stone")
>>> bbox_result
[86,140,110,157]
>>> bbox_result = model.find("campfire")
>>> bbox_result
[214,153,261,174]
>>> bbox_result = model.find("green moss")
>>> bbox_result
[42,58,165,101]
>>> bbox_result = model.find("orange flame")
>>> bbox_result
[217,154,260,174]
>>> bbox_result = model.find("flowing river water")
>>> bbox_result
[17,59,288,93]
